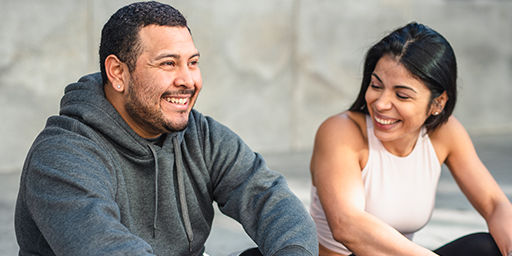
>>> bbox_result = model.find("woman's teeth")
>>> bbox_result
[375,116,397,125]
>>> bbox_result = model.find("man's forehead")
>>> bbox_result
[137,25,197,55]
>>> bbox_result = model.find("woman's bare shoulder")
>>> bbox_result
[430,116,466,141]
[429,116,468,163]
[315,111,368,150]
[311,111,369,183]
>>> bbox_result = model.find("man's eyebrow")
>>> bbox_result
[155,53,179,60]
[154,52,200,60]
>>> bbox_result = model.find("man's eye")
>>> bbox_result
[189,60,199,66]
[163,61,176,66]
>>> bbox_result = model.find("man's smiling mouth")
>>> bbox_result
[164,96,188,105]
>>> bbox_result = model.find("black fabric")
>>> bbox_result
[434,232,500,256]
[348,232,499,256]
[239,247,263,256]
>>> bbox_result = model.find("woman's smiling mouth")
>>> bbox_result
[374,115,400,125]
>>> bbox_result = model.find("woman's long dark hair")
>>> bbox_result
[349,22,457,132]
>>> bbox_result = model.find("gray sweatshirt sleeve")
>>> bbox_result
[201,116,318,256]
[17,134,155,256]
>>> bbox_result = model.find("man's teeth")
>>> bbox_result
[165,97,187,105]
[375,116,397,125]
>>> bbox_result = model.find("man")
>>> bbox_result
[14,2,318,256]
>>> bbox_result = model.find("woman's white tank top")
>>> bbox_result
[310,115,442,255]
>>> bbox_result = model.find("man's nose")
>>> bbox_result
[174,66,194,88]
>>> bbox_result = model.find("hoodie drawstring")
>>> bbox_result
[148,145,159,239]
[173,136,194,252]
[147,137,194,251]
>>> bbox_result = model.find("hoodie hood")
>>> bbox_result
[59,72,185,157]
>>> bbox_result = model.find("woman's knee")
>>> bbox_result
[434,232,500,256]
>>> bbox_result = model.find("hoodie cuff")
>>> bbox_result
[272,245,314,256]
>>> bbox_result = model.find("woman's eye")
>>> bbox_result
[370,84,381,89]
[396,93,410,99]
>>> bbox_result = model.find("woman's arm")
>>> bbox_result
[311,112,437,256]
[440,116,512,256]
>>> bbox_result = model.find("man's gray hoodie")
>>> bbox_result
[15,73,318,256]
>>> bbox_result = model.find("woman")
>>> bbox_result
[310,22,512,256]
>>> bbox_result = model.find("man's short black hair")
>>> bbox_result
[99,1,189,84]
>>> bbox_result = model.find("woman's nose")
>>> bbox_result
[375,92,392,111]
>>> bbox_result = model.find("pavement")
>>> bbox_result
[1,132,511,255]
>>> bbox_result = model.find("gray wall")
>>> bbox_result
[1,0,511,173]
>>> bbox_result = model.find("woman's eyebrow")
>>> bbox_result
[394,85,418,93]
[371,73,383,83]
[372,73,418,93]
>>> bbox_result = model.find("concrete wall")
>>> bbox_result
[1,0,511,173]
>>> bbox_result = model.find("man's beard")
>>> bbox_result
[124,78,191,135]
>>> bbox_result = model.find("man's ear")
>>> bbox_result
[104,54,128,92]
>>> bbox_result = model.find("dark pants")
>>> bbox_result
[434,232,500,256]
[349,232,500,256]
[239,247,263,256]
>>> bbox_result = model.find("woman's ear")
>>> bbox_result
[104,54,128,92]
[431,91,448,116]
